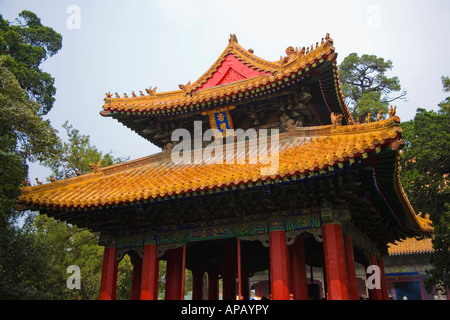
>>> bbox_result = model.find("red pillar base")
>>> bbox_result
[192,267,204,300]
[100,247,118,300]
[368,254,383,300]
[165,245,185,300]
[288,236,308,300]
[323,223,349,300]
[222,241,237,300]
[270,230,290,300]
[208,271,219,300]
[377,257,389,300]
[141,244,159,300]
[344,233,358,300]
[130,255,143,300]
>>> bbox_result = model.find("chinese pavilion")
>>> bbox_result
[17,34,431,300]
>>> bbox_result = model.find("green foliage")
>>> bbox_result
[0,10,62,115]
[29,121,131,299]
[0,216,55,299]
[439,76,450,112]
[40,120,129,180]
[400,107,450,294]
[400,108,450,213]
[339,52,406,120]
[0,10,64,299]
[424,205,450,295]
[354,91,388,122]
[0,56,60,221]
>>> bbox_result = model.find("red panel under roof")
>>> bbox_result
[198,54,270,90]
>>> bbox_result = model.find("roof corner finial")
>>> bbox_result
[388,105,397,118]
[280,46,297,66]
[23,178,31,187]
[229,34,238,44]
[178,81,192,96]
[145,86,157,96]
[376,110,383,121]
[89,158,102,174]
[330,112,343,128]
[325,33,333,45]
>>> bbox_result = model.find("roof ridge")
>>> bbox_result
[101,33,336,107]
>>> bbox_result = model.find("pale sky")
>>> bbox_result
[1,0,450,182]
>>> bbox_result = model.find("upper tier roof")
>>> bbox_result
[100,33,352,123]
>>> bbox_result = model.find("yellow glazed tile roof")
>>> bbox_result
[100,34,351,120]
[388,237,434,256]
[388,213,434,255]
[19,117,402,210]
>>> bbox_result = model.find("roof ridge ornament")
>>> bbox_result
[388,105,397,118]
[179,81,193,96]
[376,110,384,121]
[229,34,238,43]
[286,119,302,136]
[330,112,343,128]
[89,158,103,174]
[145,86,157,96]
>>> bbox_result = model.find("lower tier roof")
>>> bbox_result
[18,116,429,238]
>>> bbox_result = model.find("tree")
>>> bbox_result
[439,76,450,112]
[339,53,406,120]
[0,56,60,222]
[0,10,62,299]
[40,120,129,180]
[0,10,61,222]
[400,103,450,294]
[0,10,62,115]
[33,122,130,299]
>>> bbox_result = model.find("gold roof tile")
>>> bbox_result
[19,117,405,213]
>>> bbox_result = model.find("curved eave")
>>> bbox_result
[360,142,432,238]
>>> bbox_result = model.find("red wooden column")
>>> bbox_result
[343,233,359,300]
[100,247,118,300]
[222,241,237,300]
[288,236,308,300]
[377,257,389,300]
[192,267,204,300]
[241,268,250,300]
[269,230,290,300]
[130,255,143,300]
[141,243,159,300]
[322,223,349,300]
[368,253,383,300]
[165,245,186,300]
[208,271,219,300]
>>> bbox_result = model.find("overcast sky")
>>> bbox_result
[1,0,450,182]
